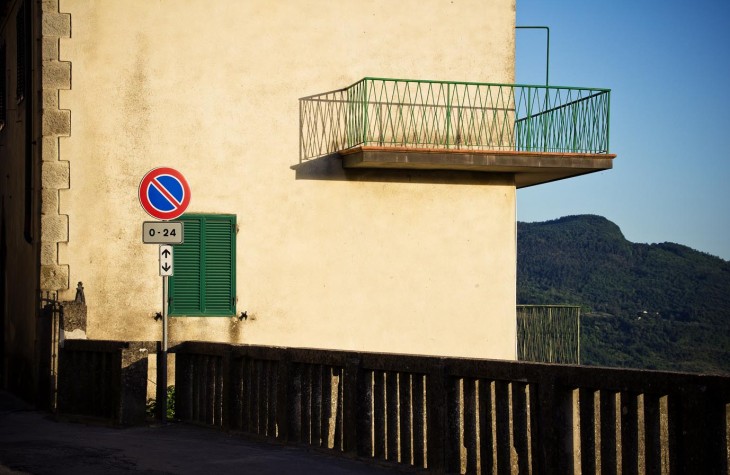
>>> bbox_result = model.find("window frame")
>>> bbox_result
[168,213,237,317]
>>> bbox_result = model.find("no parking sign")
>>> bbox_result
[138,167,191,220]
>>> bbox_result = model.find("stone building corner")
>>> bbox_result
[39,0,71,292]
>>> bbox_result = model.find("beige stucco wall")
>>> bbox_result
[56,0,517,359]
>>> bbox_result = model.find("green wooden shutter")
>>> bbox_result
[169,214,235,316]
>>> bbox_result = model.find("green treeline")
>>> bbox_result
[517,215,730,375]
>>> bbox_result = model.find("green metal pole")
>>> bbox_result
[446,83,451,148]
[577,307,581,364]
[159,272,168,423]
[572,95,578,152]
[526,88,532,151]
[606,91,611,153]
[543,89,549,152]
[362,80,368,145]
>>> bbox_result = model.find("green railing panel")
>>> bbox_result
[299,78,610,162]
[516,305,581,364]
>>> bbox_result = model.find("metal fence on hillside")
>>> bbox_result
[517,305,581,364]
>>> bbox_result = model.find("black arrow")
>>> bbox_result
[161,249,171,258]
[161,264,171,271]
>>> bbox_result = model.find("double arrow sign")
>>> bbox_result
[159,245,173,276]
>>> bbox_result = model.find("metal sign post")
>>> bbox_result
[158,244,173,422]
[160,271,169,422]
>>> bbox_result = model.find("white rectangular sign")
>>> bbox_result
[159,245,173,276]
[143,222,184,244]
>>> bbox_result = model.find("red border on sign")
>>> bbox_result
[138,167,191,220]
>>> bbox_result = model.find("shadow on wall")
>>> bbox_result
[291,154,510,186]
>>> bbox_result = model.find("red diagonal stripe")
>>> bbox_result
[151,176,182,208]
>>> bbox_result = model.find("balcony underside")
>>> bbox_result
[340,146,616,188]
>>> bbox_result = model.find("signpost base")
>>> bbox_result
[156,342,168,423]
[158,275,168,423]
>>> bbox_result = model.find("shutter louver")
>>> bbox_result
[203,218,234,314]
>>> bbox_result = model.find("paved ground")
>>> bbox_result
[0,391,398,475]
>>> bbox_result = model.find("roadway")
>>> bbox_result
[0,391,397,475]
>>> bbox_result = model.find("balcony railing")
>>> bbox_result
[299,77,611,162]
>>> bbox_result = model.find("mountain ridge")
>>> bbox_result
[517,214,730,374]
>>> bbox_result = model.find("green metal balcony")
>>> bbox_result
[299,78,615,187]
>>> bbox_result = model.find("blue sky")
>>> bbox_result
[515,0,730,261]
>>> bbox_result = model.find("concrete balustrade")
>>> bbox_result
[173,342,730,474]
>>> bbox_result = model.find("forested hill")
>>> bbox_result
[517,215,730,375]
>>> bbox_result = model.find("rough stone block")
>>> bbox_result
[41,0,59,13]
[41,189,59,214]
[42,136,59,161]
[42,61,71,89]
[40,242,57,265]
[40,264,69,291]
[42,108,71,136]
[42,90,59,111]
[41,214,68,242]
[42,160,70,189]
[42,37,59,62]
[42,13,71,38]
